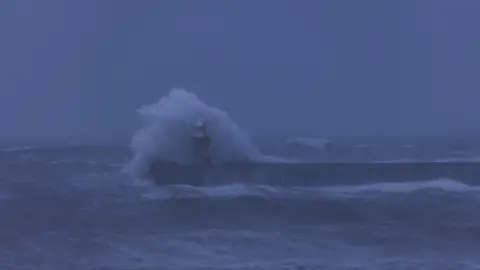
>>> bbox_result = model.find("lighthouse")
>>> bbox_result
[191,121,211,165]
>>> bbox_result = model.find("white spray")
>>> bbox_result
[123,88,267,177]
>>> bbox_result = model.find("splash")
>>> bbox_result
[123,88,265,177]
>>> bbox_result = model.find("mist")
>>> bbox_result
[1,0,479,143]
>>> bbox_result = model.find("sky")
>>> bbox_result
[0,0,479,142]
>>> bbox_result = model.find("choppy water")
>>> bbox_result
[1,143,480,269]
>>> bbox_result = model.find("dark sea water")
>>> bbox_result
[1,139,480,270]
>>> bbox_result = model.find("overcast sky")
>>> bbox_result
[1,0,479,142]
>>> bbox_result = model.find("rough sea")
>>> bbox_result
[2,138,480,270]
[2,90,480,269]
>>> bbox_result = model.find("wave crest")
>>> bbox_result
[123,89,265,177]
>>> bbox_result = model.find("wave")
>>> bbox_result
[140,178,479,200]
[433,157,480,162]
[130,178,480,228]
[373,157,480,163]
[0,146,41,152]
[321,178,477,194]
[123,89,288,178]
[4,171,480,230]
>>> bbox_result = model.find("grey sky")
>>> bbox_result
[1,0,479,142]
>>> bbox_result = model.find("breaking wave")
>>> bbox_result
[140,178,479,200]
[132,178,480,228]
[123,89,285,178]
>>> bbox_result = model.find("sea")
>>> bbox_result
[1,89,480,270]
